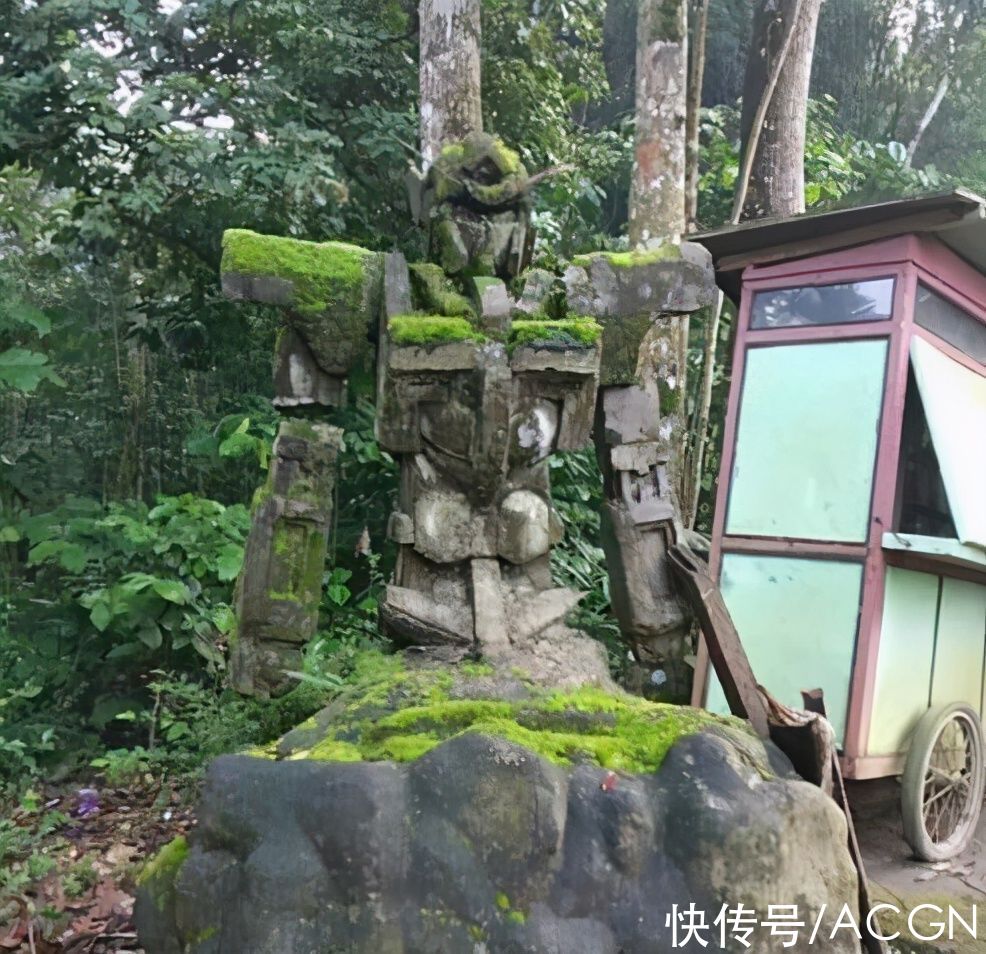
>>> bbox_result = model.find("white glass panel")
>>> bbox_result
[751,278,894,329]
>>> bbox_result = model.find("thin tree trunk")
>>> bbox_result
[685,0,710,230]
[686,0,818,524]
[737,0,823,219]
[685,287,723,525]
[629,0,688,245]
[418,0,483,169]
[905,73,949,168]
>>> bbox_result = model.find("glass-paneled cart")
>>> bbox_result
[693,192,986,860]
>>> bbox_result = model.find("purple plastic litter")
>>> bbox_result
[73,787,101,818]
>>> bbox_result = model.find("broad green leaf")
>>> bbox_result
[152,578,188,604]
[218,431,257,458]
[136,622,163,649]
[192,630,224,665]
[6,301,50,335]
[90,599,113,632]
[212,604,235,634]
[58,543,87,573]
[327,583,350,606]
[0,526,21,542]
[216,543,244,581]
[0,348,62,393]
[27,539,63,564]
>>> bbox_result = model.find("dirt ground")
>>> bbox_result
[849,778,986,953]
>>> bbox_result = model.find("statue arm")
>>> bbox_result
[220,228,384,408]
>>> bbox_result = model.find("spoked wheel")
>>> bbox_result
[902,702,986,862]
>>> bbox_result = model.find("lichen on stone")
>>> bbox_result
[571,244,682,270]
[259,650,747,775]
[388,314,487,347]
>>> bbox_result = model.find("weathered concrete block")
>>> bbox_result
[232,419,342,698]
[564,242,716,386]
[220,229,382,377]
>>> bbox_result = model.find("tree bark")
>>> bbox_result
[905,72,949,168]
[687,0,818,523]
[738,0,823,219]
[628,0,688,245]
[418,0,483,169]
[684,0,710,230]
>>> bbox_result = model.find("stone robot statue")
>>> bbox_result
[220,134,716,698]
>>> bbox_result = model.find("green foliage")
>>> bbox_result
[483,0,633,259]
[0,494,248,781]
[0,802,70,896]
[548,449,624,671]
[696,99,949,230]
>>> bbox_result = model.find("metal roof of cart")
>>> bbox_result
[690,189,986,300]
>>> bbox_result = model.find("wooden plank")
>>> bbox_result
[668,544,770,738]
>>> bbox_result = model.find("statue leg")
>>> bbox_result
[594,378,691,690]
[232,417,342,698]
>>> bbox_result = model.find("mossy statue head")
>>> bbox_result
[429,132,529,212]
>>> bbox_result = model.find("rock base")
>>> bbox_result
[137,730,861,953]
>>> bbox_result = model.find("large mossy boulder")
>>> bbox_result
[136,654,861,953]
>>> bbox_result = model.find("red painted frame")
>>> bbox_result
[692,233,986,781]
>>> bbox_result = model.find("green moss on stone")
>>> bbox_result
[137,836,189,912]
[431,134,527,208]
[221,229,375,318]
[137,835,188,888]
[572,244,682,269]
[389,315,486,347]
[459,661,495,678]
[244,742,278,759]
[188,926,219,946]
[307,737,363,762]
[509,318,601,351]
[495,892,511,911]
[437,136,522,177]
[275,650,746,775]
[408,263,475,317]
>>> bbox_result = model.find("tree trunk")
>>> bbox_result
[628,0,688,245]
[418,0,483,169]
[905,72,949,168]
[738,0,823,219]
[684,0,710,230]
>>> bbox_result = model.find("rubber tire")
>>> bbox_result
[901,702,986,862]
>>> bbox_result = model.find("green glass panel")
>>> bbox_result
[726,340,887,542]
[868,568,939,757]
[707,554,863,744]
